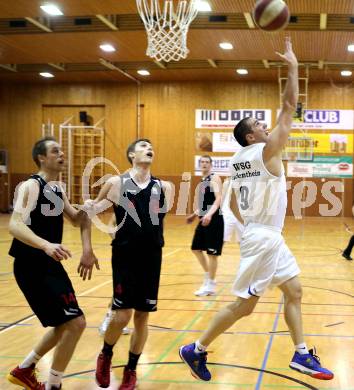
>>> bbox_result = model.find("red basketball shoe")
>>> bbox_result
[7,364,45,389]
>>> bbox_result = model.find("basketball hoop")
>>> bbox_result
[136,0,199,62]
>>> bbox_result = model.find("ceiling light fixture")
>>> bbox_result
[40,4,63,16]
[195,1,212,12]
[137,70,150,76]
[341,70,352,77]
[348,44,354,52]
[236,69,248,75]
[219,42,233,50]
[100,44,116,52]
[39,72,54,78]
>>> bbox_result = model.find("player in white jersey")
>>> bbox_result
[179,37,333,382]
[221,178,244,243]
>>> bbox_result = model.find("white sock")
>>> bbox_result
[47,368,63,388]
[295,342,309,355]
[194,340,207,354]
[19,350,42,368]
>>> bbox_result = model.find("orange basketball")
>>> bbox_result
[253,0,290,31]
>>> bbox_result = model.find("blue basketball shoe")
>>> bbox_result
[179,343,211,381]
[289,348,334,380]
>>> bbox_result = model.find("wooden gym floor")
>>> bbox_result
[0,214,353,389]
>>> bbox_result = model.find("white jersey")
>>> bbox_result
[221,179,233,214]
[229,143,287,230]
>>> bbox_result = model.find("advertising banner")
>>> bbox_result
[195,155,232,176]
[289,133,353,154]
[278,109,354,130]
[287,156,353,178]
[212,132,241,152]
[196,109,272,129]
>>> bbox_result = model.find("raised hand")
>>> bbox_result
[276,36,298,67]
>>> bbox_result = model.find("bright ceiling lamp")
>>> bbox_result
[236,69,248,75]
[40,72,54,78]
[40,4,63,16]
[341,70,352,77]
[195,1,212,12]
[219,42,233,50]
[137,70,150,76]
[100,44,116,52]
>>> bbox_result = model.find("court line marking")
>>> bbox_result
[324,321,345,327]
[0,314,37,333]
[255,299,284,390]
[302,284,354,298]
[1,321,353,339]
[163,248,181,258]
[141,283,230,381]
[60,361,318,389]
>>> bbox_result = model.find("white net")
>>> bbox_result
[136,0,199,62]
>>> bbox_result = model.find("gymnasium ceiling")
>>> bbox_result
[0,0,354,83]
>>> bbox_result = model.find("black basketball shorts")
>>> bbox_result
[111,245,162,312]
[14,257,83,327]
[191,214,224,256]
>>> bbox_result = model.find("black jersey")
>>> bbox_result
[9,174,64,259]
[112,173,166,248]
[198,173,220,215]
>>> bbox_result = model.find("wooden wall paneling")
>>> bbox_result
[98,84,137,174]
[1,80,354,215]
[0,172,9,212]
[309,82,354,109]
[0,83,138,175]
[9,173,29,208]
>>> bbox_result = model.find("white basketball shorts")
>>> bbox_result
[232,223,300,299]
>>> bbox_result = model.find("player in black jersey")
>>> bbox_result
[187,155,224,296]
[84,139,172,390]
[7,137,98,390]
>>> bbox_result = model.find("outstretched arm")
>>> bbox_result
[83,176,121,217]
[263,37,299,162]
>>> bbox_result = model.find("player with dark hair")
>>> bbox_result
[186,155,224,296]
[179,37,333,382]
[84,138,172,390]
[7,137,98,390]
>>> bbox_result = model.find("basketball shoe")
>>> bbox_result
[7,364,44,389]
[194,279,216,296]
[179,343,211,381]
[118,367,137,390]
[95,352,112,388]
[289,348,334,380]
